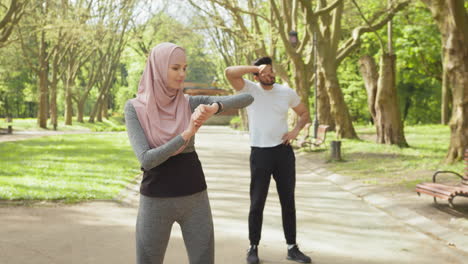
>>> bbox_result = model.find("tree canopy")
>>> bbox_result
[0,0,466,162]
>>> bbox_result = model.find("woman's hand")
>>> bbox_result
[181,112,203,141]
[181,103,222,141]
[193,103,219,123]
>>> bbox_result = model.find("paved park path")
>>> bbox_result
[0,126,467,264]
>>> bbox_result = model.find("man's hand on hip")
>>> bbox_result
[282,129,300,145]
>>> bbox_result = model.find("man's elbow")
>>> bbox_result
[224,67,234,78]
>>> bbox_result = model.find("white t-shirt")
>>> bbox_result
[239,79,301,147]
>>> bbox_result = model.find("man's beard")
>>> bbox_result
[260,79,275,86]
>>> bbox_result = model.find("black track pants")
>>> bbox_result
[248,144,296,245]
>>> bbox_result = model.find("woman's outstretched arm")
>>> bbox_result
[189,93,254,113]
[125,101,190,171]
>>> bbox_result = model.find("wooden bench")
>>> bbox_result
[0,125,12,134]
[415,149,468,208]
[296,124,329,151]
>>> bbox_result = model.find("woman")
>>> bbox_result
[124,42,253,264]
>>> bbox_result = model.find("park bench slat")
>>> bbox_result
[415,189,450,200]
[415,148,468,208]
[415,183,454,196]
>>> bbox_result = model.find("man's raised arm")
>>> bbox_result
[224,66,259,91]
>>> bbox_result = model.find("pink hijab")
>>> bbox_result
[131,43,191,150]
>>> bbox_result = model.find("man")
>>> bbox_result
[225,57,312,264]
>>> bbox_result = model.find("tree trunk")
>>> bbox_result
[316,69,334,130]
[323,68,358,139]
[37,30,48,128]
[97,102,103,122]
[88,97,98,123]
[77,99,85,123]
[37,68,48,128]
[98,93,108,122]
[441,68,452,124]
[90,59,118,122]
[375,53,408,147]
[444,13,468,161]
[317,0,358,139]
[102,93,109,120]
[49,55,60,130]
[89,78,107,123]
[3,93,11,122]
[75,58,100,123]
[49,77,58,129]
[64,77,74,125]
[358,55,378,122]
[447,87,468,162]
[63,50,82,126]
[292,57,311,111]
[421,0,468,162]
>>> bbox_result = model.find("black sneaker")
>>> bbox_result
[287,245,311,263]
[246,245,260,264]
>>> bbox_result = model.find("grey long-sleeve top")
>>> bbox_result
[125,94,253,171]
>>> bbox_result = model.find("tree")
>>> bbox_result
[394,5,442,124]
[16,0,50,128]
[355,0,408,146]
[310,0,409,139]
[358,55,377,123]
[129,5,167,59]
[339,2,442,125]
[188,0,409,139]
[48,28,71,129]
[311,0,357,138]
[0,0,27,47]
[188,0,344,134]
[420,0,468,162]
[88,0,137,123]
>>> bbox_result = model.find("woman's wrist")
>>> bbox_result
[213,102,223,114]
[181,130,194,141]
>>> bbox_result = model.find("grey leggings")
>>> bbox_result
[136,191,214,264]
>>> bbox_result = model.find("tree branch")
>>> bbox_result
[210,0,271,23]
[314,0,343,16]
[351,0,385,51]
[336,0,410,64]
[0,0,27,46]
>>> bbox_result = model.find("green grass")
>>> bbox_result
[0,133,140,203]
[0,116,126,132]
[302,124,465,189]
